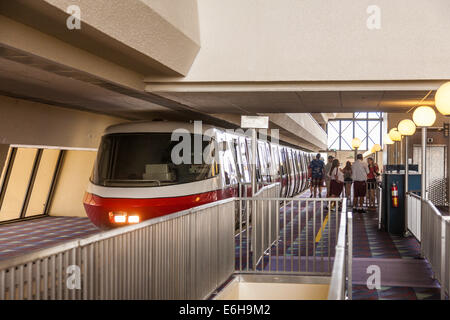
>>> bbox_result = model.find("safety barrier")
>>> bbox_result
[328,211,352,300]
[0,182,353,300]
[0,199,236,300]
[421,199,450,300]
[406,192,421,241]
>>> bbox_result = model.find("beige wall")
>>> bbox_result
[215,281,330,300]
[387,112,449,165]
[49,150,97,217]
[148,0,450,82]
[0,95,123,149]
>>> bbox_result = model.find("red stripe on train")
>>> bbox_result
[83,188,236,229]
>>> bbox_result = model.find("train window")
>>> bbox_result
[271,145,281,176]
[239,138,251,183]
[229,138,244,183]
[222,142,238,186]
[92,133,216,187]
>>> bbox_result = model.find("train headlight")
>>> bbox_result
[109,211,127,224]
[128,215,140,224]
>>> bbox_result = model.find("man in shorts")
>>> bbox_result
[308,153,325,198]
[351,154,370,213]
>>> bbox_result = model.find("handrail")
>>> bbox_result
[0,197,235,272]
[327,201,350,300]
[421,198,450,300]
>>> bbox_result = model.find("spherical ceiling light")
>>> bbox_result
[372,144,382,152]
[413,106,436,127]
[388,128,402,142]
[384,134,394,145]
[351,137,361,149]
[370,146,377,154]
[398,119,417,136]
[435,81,450,116]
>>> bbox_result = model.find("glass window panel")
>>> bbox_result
[355,121,367,150]
[368,112,381,119]
[355,112,367,119]
[0,148,37,222]
[26,149,60,217]
[340,120,353,150]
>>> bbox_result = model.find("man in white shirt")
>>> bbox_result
[351,154,370,213]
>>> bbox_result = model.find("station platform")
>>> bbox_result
[0,217,100,261]
[0,190,442,300]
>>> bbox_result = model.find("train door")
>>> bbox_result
[297,150,305,193]
[218,132,239,198]
[257,142,269,184]
[264,142,272,183]
[270,143,282,196]
[286,148,295,197]
[291,149,299,195]
[279,147,288,198]
[246,138,262,193]
[294,150,302,195]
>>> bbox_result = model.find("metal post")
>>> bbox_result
[354,148,358,161]
[422,127,427,200]
[420,127,427,258]
[252,129,257,196]
[395,142,398,165]
[405,136,409,236]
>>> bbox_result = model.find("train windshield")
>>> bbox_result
[91,133,216,187]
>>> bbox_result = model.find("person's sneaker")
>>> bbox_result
[310,194,313,198]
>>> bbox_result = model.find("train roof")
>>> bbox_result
[104,121,219,135]
[104,121,314,153]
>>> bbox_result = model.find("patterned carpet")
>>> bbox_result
[0,217,100,261]
[235,189,442,300]
[351,207,441,300]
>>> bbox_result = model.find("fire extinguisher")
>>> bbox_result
[391,182,399,208]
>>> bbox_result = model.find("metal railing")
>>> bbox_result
[0,199,236,300]
[328,211,352,300]
[406,192,421,241]
[421,198,450,300]
[377,184,383,230]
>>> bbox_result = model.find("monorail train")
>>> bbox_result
[83,122,314,229]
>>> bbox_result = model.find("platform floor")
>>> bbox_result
[0,216,100,261]
[351,206,440,299]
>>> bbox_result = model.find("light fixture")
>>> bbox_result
[384,134,394,145]
[412,106,436,127]
[435,81,450,116]
[372,144,382,152]
[398,119,416,136]
[128,215,140,224]
[388,128,402,142]
[351,137,361,149]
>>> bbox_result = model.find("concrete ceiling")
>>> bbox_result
[153,90,436,114]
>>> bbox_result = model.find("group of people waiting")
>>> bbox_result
[308,153,380,213]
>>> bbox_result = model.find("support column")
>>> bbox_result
[421,128,427,200]
[405,136,409,235]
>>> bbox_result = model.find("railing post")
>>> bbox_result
[441,217,450,300]
[347,210,352,300]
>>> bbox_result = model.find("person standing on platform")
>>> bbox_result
[366,157,380,207]
[352,154,369,213]
[308,153,325,198]
[342,161,353,201]
[324,155,334,197]
[329,159,344,196]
